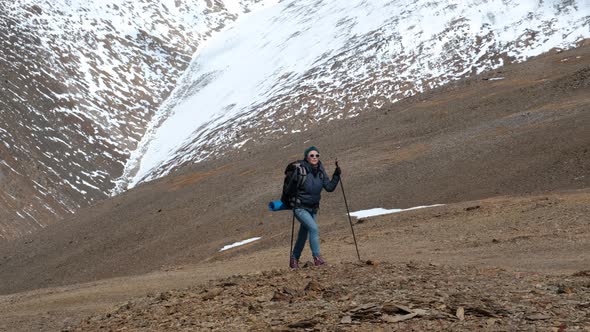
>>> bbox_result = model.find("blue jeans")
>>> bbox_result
[292,208,320,259]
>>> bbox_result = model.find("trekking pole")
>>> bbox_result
[336,160,361,261]
[289,211,295,264]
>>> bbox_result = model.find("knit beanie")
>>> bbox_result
[304,146,319,159]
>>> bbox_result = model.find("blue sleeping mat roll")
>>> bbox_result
[268,200,289,211]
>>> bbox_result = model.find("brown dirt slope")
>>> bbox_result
[0,190,588,331]
[0,44,589,298]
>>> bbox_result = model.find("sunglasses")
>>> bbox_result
[308,154,320,158]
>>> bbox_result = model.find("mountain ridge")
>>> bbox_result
[0,0,588,239]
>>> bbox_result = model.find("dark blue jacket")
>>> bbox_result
[291,160,340,208]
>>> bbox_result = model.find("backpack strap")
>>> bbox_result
[287,162,307,208]
[294,162,307,190]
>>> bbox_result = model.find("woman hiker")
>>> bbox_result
[288,146,341,269]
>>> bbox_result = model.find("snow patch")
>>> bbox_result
[219,237,262,252]
[350,204,445,219]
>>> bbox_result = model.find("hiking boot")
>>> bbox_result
[289,257,300,269]
[313,256,326,266]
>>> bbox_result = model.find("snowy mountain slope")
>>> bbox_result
[118,0,590,189]
[0,0,264,238]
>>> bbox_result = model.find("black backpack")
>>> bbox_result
[280,161,308,208]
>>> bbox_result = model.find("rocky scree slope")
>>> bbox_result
[69,262,590,331]
[0,0,263,238]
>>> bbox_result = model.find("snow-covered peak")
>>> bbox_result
[117,0,590,189]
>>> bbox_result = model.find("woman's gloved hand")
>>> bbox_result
[333,166,341,176]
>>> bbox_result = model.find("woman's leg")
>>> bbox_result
[292,211,308,260]
[293,208,320,258]
[308,210,320,257]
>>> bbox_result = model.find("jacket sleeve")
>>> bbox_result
[322,169,340,192]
